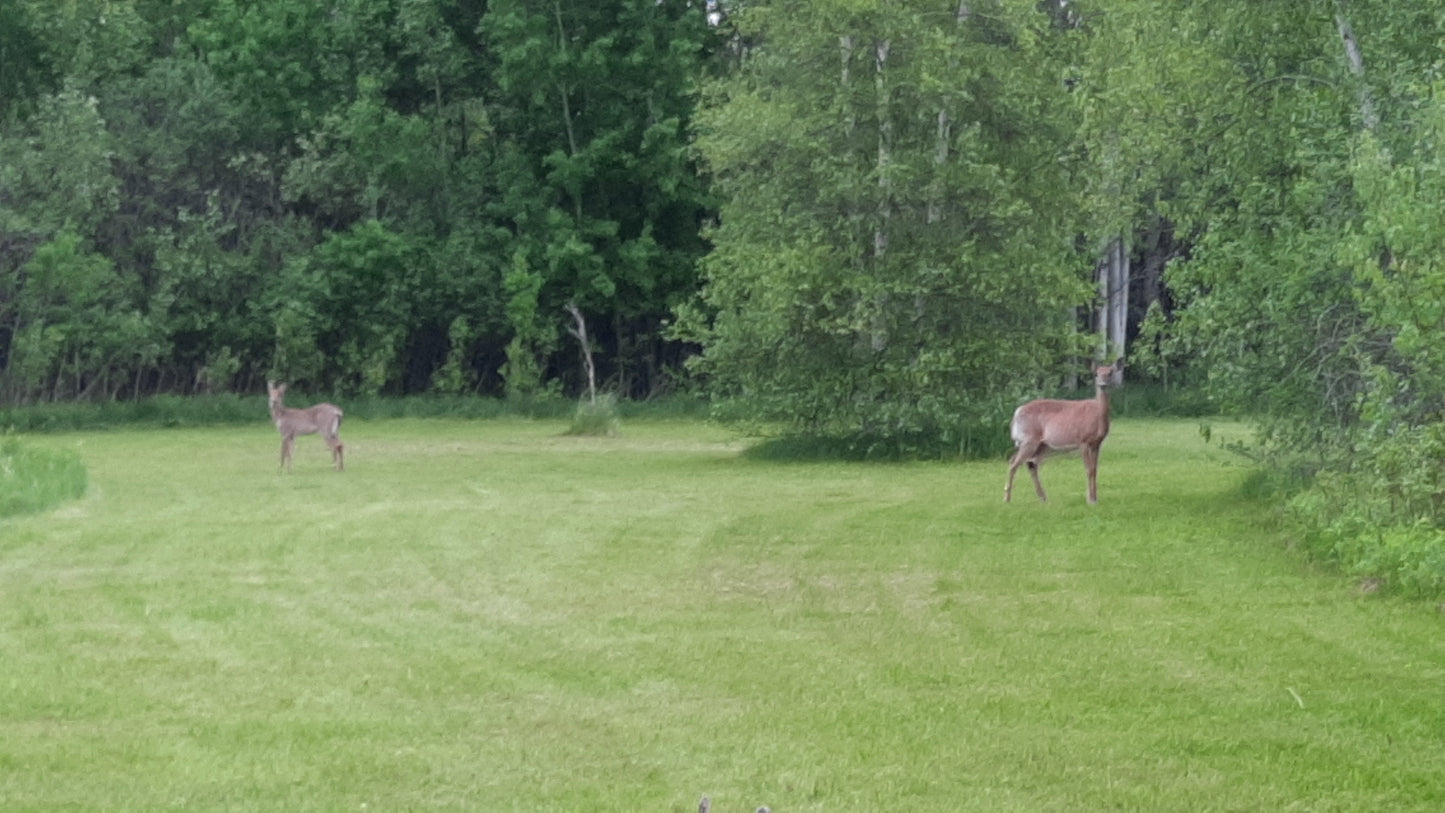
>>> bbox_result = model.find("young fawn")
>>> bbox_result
[267,382,345,472]
[1005,363,1118,504]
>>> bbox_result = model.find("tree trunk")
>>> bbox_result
[871,38,891,353]
[840,35,855,139]
[874,38,891,262]
[928,1,971,225]
[1097,236,1128,378]
[566,303,596,404]
[1334,2,1377,131]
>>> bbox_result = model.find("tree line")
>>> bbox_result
[1,0,711,402]
[8,1,1445,584]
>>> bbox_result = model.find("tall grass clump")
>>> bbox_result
[0,438,87,518]
[566,393,621,436]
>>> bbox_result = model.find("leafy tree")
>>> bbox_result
[684,0,1090,455]
[0,87,124,400]
[0,0,59,119]
[5,232,154,401]
[1145,2,1421,455]
[188,0,392,154]
[1091,0,1445,591]
[0,0,715,402]
[481,0,714,398]
[267,220,423,394]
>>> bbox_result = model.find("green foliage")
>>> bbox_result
[1287,473,1445,600]
[431,316,478,395]
[283,75,448,226]
[1127,3,1445,590]
[0,1,58,118]
[500,250,553,400]
[685,1,1091,455]
[481,0,714,397]
[0,86,118,237]
[0,0,710,403]
[0,437,86,518]
[1274,110,1445,596]
[1133,300,1200,394]
[1,231,156,402]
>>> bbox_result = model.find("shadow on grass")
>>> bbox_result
[743,430,1013,463]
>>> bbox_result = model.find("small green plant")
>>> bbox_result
[567,392,621,436]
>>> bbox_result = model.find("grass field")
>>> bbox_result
[3,417,1444,811]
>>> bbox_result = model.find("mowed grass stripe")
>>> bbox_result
[2,419,1443,810]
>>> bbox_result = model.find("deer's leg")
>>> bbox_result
[329,437,345,472]
[1082,444,1099,504]
[280,435,295,472]
[1027,457,1047,502]
[1005,446,1026,502]
[1007,441,1043,503]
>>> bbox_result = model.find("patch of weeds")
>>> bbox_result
[567,394,621,436]
[0,438,88,518]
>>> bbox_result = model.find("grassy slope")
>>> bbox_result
[2,418,1443,811]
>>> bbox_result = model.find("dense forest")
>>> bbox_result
[6,3,1445,582]
[1,0,712,402]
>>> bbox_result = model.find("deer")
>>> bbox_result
[267,381,345,472]
[1004,362,1119,505]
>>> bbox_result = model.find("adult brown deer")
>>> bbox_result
[1004,362,1119,504]
[267,382,345,472]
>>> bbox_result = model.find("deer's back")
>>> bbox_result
[273,403,343,436]
[1010,398,1109,448]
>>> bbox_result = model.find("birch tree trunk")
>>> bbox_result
[871,38,891,352]
[840,35,855,139]
[565,303,596,404]
[1334,1,1377,131]
[1096,235,1128,379]
[874,38,891,263]
[927,1,970,225]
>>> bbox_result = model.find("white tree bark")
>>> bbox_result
[1096,236,1128,379]
[1334,2,1377,131]
[928,1,971,224]
[871,39,892,352]
[874,39,891,262]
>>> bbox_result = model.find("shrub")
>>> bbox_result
[1287,470,1445,600]
[567,394,621,437]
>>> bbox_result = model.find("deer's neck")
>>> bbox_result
[1095,384,1111,425]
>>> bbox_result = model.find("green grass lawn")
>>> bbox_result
[3,418,1444,811]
